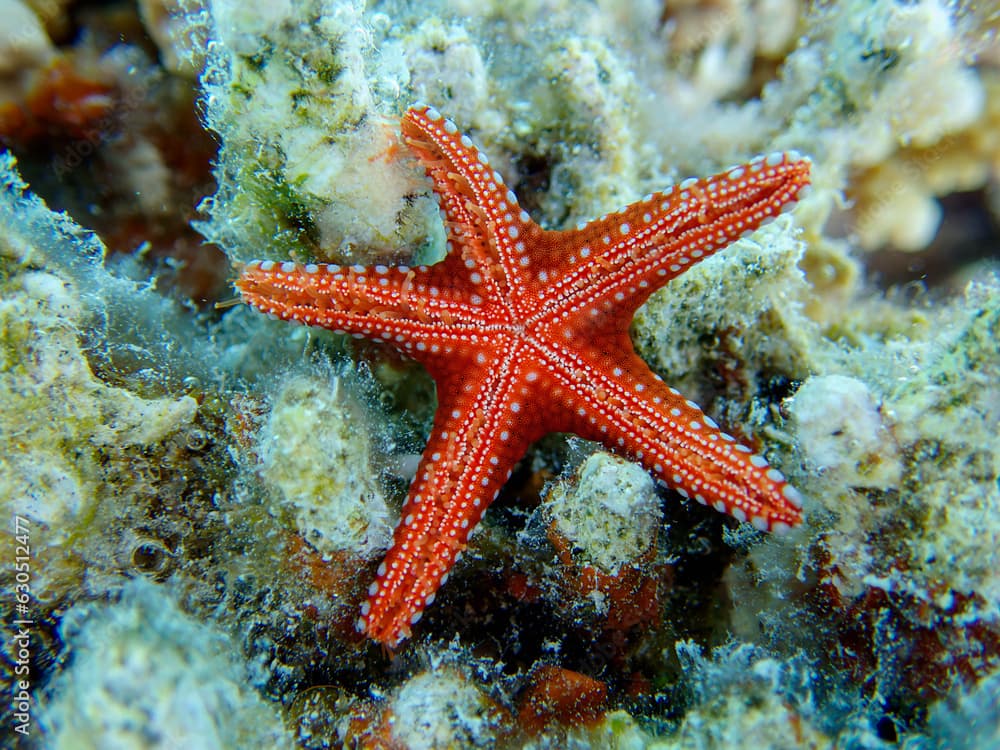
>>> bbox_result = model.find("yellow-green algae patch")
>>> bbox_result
[0,262,197,602]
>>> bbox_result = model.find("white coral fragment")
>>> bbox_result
[544,450,660,576]
[256,371,394,558]
[788,374,902,490]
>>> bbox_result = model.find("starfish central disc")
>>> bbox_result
[237,104,811,647]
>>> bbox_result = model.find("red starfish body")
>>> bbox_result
[237,105,810,647]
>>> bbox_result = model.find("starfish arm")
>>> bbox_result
[401,106,542,301]
[538,338,803,531]
[401,106,498,255]
[358,344,547,647]
[530,153,812,326]
[237,258,508,337]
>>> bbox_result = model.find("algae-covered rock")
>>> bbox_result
[37,580,292,749]
[542,450,660,578]
[254,367,395,558]
[0,268,196,591]
[0,202,198,604]
[788,374,903,491]
[387,665,509,749]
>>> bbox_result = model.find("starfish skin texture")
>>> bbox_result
[237,104,811,647]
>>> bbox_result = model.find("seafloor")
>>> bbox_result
[1,1,998,748]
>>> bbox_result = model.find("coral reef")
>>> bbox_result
[1,0,997,748]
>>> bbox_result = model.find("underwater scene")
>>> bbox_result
[1,1,998,748]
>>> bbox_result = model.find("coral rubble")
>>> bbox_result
[37,580,291,749]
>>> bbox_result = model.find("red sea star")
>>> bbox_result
[237,105,810,647]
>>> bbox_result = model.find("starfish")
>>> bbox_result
[237,104,810,647]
